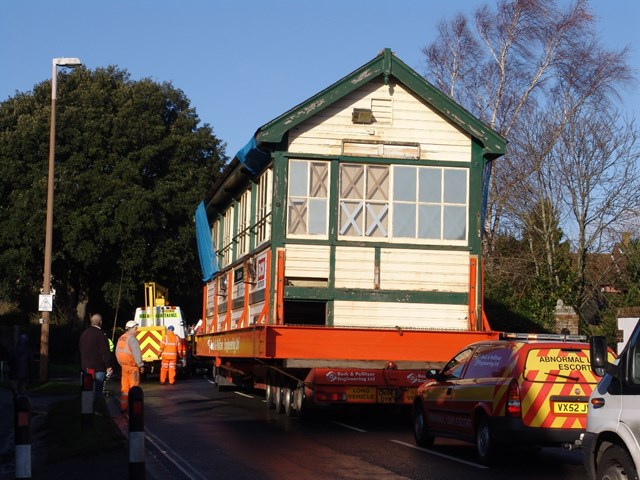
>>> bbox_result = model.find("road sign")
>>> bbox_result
[38,294,53,312]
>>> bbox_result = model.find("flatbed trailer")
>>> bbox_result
[195,325,500,414]
[193,49,506,417]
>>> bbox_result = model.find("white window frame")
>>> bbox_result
[286,159,329,239]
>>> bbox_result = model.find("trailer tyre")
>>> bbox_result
[274,384,284,413]
[283,387,294,416]
[265,381,276,409]
[294,386,305,418]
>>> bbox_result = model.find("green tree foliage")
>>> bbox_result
[486,200,575,332]
[0,66,225,327]
[617,238,640,306]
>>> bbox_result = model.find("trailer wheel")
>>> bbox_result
[294,386,304,417]
[283,387,294,416]
[274,383,284,413]
[265,380,276,409]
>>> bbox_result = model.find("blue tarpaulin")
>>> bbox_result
[236,136,270,174]
[195,201,218,282]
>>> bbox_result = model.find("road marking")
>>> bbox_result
[331,421,367,433]
[390,440,489,469]
[146,427,210,480]
[234,391,254,399]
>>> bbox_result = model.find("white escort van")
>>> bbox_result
[584,321,640,480]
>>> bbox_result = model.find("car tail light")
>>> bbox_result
[506,380,521,417]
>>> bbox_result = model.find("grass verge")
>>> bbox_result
[42,395,126,463]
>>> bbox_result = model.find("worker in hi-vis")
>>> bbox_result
[159,325,180,385]
[115,320,144,412]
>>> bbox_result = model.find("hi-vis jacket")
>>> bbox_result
[160,330,180,361]
[116,331,144,368]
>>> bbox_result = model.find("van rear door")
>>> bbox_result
[521,345,596,429]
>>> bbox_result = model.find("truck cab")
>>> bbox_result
[133,282,189,377]
[584,321,640,480]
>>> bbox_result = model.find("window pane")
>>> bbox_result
[443,205,466,240]
[308,199,327,235]
[310,162,328,198]
[289,161,308,197]
[365,203,388,237]
[419,168,441,202]
[394,166,416,202]
[341,164,363,199]
[288,198,307,235]
[418,205,440,239]
[367,165,389,201]
[393,203,416,237]
[444,169,466,203]
[340,201,363,236]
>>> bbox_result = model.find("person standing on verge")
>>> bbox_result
[159,325,180,385]
[78,314,113,415]
[115,320,144,413]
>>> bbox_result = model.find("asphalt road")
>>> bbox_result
[131,375,588,480]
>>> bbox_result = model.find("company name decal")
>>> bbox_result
[326,371,376,383]
[207,337,240,354]
[406,372,427,384]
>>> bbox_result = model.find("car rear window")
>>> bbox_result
[523,346,594,383]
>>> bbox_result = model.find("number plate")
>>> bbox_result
[378,389,396,403]
[553,402,588,414]
[402,388,417,404]
[346,386,376,402]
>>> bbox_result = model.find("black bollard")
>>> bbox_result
[14,394,31,479]
[81,370,94,428]
[128,386,145,479]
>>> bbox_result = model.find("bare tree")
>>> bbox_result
[423,0,638,327]
[554,108,640,318]
[423,0,632,250]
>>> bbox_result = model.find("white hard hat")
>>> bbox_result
[125,320,138,329]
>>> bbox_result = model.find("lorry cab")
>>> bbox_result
[584,322,640,480]
[132,282,189,376]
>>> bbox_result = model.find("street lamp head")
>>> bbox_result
[53,57,82,68]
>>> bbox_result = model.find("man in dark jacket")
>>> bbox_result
[79,314,114,415]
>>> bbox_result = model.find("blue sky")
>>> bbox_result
[1,0,637,159]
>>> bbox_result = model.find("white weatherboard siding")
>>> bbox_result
[249,301,265,325]
[287,79,471,162]
[380,249,469,292]
[333,301,468,330]
[335,246,376,289]
[285,244,331,278]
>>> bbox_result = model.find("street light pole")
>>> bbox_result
[40,57,82,382]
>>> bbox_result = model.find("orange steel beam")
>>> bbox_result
[196,325,500,364]
[468,257,478,331]
[276,249,285,325]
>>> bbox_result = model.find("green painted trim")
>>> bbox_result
[270,153,287,248]
[232,199,239,262]
[326,299,334,326]
[256,48,505,155]
[283,286,467,305]
[283,237,472,252]
[249,180,257,252]
[328,158,340,244]
[468,140,484,254]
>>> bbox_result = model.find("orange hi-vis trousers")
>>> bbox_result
[160,360,177,385]
[119,364,140,412]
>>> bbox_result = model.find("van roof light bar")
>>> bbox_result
[500,332,587,342]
